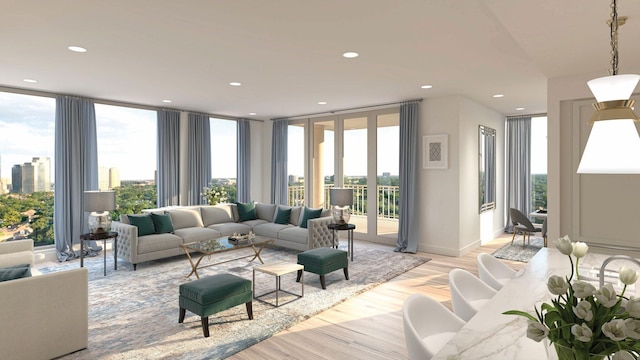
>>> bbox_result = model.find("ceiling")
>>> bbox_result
[2,0,640,121]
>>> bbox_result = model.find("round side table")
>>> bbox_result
[80,231,118,276]
[327,223,355,261]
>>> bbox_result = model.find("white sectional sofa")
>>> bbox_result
[112,203,335,270]
[0,239,88,360]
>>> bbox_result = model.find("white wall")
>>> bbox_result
[417,95,505,256]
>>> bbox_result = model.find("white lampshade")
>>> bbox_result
[330,188,353,206]
[84,190,116,211]
[587,74,640,102]
[84,190,116,234]
[577,119,640,174]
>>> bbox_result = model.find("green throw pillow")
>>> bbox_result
[274,206,292,225]
[0,263,32,282]
[128,214,156,236]
[300,207,323,229]
[236,202,257,222]
[151,213,174,234]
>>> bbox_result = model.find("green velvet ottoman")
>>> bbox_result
[296,247,349,290]
[178,273,253,337]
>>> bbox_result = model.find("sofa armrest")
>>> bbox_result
[307,216,335,249]
[0,239,34,255]
[111,221,138,266]
[0,268,88,360]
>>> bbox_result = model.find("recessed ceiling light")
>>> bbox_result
[420,85,433,89]
[516,107,525,111]
[318,101,327,105]
[162,99,172,103]
[68,46,87,53]
[23,79,37,83]
[493,94,504,98]
[229,82,242,86]
[342,52,359,58]
[249,112,257,116]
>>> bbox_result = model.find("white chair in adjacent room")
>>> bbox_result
[448,268,497,322]
[477,253,517,291]
[402,293,466,360]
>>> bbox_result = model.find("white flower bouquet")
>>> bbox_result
[504,236,640,359]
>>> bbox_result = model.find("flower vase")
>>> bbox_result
[544,340,610,360]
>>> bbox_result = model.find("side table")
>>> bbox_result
[327,223,355,261]
[80,231,118,276]
[253,261,304,307]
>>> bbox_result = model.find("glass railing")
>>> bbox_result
[287,184,399,220]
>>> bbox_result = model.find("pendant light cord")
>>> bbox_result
[610,0,619,76]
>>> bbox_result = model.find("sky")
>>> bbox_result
[531,116,548,174]
[0,92,238,182]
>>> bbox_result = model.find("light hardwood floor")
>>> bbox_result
[230,234,526,360]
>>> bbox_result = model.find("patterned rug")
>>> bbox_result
[36,243,429,360]
[491,236,545,262]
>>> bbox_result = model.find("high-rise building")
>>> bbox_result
[109,167,120,188]
[32,157,51,192]
[10,157,51,194]
[98,166,109,190]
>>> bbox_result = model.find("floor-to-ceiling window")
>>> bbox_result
[95,103,157,219]
[531,115,547,211]
[0,91,55,246]
[288,122,305,206]
[285,107,400,244]
[210,118,238,203]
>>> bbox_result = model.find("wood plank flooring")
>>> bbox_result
[229,234,526,360]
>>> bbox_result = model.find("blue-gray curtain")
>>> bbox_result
[157,109,181,207]
[395,101,419,253]
[54,95,99,261]
[187,113,211,205]
[271,119,288,205]
[505,115,532,232]
[237,119,251,203]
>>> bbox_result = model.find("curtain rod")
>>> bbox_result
[506,112,547,119]
[271,98,423,121]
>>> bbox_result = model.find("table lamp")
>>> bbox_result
[84,190,116,234]
[330,188,353,225]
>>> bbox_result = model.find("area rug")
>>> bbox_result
[37,243,429,360]
[491,236,545,262]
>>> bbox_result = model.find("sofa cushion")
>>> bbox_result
[300,207,323,229]
[174,227,220,244]
[255,203,277,222]
[278,227,309,244]
[274,206,291,225]
[167,209,204,230]
[0,251,35,268]
[128,214,156,236]
[151,213,174,234]
[240,219,269,228]
[201,205,235,227]
[252,223,293,238]
[236,202,257,221]
[290,206,303,226]
[207,223,251,237]
[137,233,183,255]
[0,263,32,282]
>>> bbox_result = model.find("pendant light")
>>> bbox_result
[577,0,640,174]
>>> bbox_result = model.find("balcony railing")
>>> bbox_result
[288,184,399,220]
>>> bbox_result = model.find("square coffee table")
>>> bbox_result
[180,236,274,279]
[253,261,304,307]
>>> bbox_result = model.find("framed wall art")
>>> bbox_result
[423,134,448,169]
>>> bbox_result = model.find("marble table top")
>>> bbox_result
[432,248,637,360]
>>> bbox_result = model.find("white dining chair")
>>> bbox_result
[477,253,517,291]
[402,293,466,360]
[448,268,497,322]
